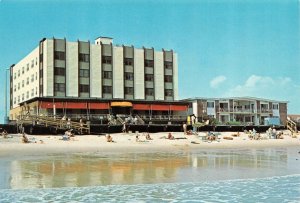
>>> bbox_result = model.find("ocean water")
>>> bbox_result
[0,147,300,202]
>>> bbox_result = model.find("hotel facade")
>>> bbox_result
[9,37,188,122]
[185,97,288,125]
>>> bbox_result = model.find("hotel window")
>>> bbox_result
[54,67,65,76]
[14,85,16,92]
[79,54,90,62]
[31,60,34,68]
[125,87,133,95]
[26,77,29,85]
[79,69,89,78]
[27,64,29,71]
[36,72,38,80]
[124,58,133,66]
[124,72,134,81]
[54,51,65,60]
[54,83,65,92]
[79,84,89,92]
[102,86,112,94]
[102,56,112,64]
[18,70,20,77]
[18,83,20,90]
[22,93,24,101]
[164,61,173,69]
[22,67,24,74]
[31,89,34,97]
[272,104,279,109]
[164,89,173,97]
[145,88,154,96]
[36,58,38,66]
[103,71,112,79]
[17,96,20,103]
[35,87,38,95]
[164,75,173,82]
[26,91,29,99]
[207,102,214,108]
[22,80,24,87]
[144,60,154,67]
[31,74,34,82]
[145,74,154,81]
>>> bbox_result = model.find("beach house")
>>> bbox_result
[184,97,287,126]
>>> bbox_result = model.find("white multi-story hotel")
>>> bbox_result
[9,37,188,121]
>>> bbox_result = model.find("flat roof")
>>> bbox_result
[182,96,288,103]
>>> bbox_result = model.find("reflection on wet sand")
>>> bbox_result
[8,149,290,189]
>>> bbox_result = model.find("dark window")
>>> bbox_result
[207,102,214,108]
[164,61,173,69]
[40,54,43,62]
[54,51,65,60]
[22,80,24,87]
[54,67,65,76]
[79,69,89,77]
[18,70,20,77]
[22,67,24,74]
[103,71,112,79]
[54,83,65,92]
[125,72,134,81]
[102,56,112,64]
[79,84,89,92]
[164,89,173,97]
[103,86,112,94]
[164,75,173,82]
[145,74,154,81]
[27,64,29,71]
[26,77,29,85]
[145,88,154,96]
[125,87,133,95]
[79,53,90,62]
[124,58,133,66]
[144,60,154,67]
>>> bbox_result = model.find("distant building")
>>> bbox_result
[9,37,188,122]
[183,97,287,125]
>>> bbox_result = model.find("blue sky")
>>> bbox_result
[0,0,299,123]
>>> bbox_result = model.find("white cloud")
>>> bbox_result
[223,75,292,98]
[210,75,227,88]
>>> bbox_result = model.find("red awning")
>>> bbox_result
[40,102,53,109]
[132,104,150,110]
[151,104,170,111]
[89,102,109,110]
[65,102,87,109]
[170,105,188,111]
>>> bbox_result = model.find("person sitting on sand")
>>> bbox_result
[2,130,8,138]
[62,130,71,141]
[136,135,140,142]
[107,134,114,142]
[207,132,215,141]
[22,133,29,143]
[168,132,175,140]
[232,132,240,137]
[145,133,153,140]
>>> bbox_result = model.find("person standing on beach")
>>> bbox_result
[183,123,187,135]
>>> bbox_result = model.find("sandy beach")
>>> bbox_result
[0,130,299,157]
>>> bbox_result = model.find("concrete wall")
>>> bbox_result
[90,44,102,97]
[113,46,124,98]
[134,49,145,99]
[66,42,79,97]
[154,51,164,100]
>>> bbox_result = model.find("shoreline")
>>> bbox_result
[0,131,299,157]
